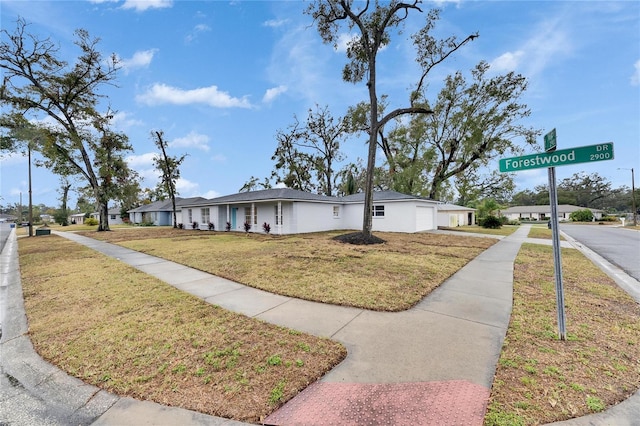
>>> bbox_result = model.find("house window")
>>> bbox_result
[372,205,385,217]
[245,206,257,226]
[201,208,210,224]
[333,206,340,218]
[188,209,193,223]
[110,214,116,220]
[274,205,283,225]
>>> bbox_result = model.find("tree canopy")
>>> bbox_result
[0,18,134,231]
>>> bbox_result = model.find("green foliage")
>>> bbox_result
[586,396,605,412]
[54,209,69,226]
[569,209,594,222]
[269,379,286,405]
[481,215,503,229]
[84,217,98,226]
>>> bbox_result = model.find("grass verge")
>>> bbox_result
[18,235,346,423]
[438,225,519,237]
[78,228,496,311]
[485,243,640,425]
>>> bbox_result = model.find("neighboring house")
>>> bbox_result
[69,213,86,224]
[437,204,476,227]
[91,208,126,225]
[128,197,207,226]
[178,188,445,234]
[40,214,54,223]
[501,205,604,221]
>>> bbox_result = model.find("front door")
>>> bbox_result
[231,208,237,230]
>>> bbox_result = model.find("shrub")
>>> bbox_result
[482,215,502,229]
[243,221,251,233]
[84,217,98,226]
[262,222,271,234]
[569,209,593,222]
[177,223,183,229]
[192,221,198,230]
[208,222,215,231]
[225,221,231,231]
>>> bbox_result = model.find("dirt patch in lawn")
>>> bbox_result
[78,228,496,311]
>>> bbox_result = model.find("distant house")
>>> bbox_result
[501,205,604,222]
[91,208,126,225]
[69,213,86,225]
[128,197,207,226]
[437,204,476,227]
[40,214,54,223]
[178,188,449,234]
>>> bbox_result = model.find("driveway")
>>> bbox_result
[560,224,640,281]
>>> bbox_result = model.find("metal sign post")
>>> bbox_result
[547,165,566,340]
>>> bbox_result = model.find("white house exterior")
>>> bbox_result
[437,204,476,227]
[178,189,444,234]
[501,205,604,221]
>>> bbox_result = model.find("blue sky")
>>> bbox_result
[1,0,639,209]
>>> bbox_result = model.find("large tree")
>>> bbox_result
[0,18,129,231]
[380,61,538,201]
[152,131,186,228]
[272,104,347,196]
[307,1,477,240]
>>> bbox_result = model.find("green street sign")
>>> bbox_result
[499,142,614,173]
[544,128,557,152]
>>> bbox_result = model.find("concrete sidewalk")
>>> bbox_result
[1,226,638,425]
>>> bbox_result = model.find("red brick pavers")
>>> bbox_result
[264,380,490,426]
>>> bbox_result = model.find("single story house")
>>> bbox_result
[500,205,604,222]
[178,188,451,234]
[128,197,207,226]
[90,208,126,225]
[437,204,476,227]
[69,213,86,225]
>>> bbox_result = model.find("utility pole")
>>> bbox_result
[619,168,637,226]
[28,142,33,237]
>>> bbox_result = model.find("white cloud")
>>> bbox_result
[126,152,156,167]
[110,111,144,129]
[490,50,525,73]
[200,189,221,199]
[118,49,157,74]
[137,83,252,108]
[170,131,210,151]
[210,154,227,163]
[185,24,211,44]
[631,59,640,86]
[121,0,172,12]
[176,177,198,193]
[262,85,288,103]
[263,19,288,28]
[489,16,571,78]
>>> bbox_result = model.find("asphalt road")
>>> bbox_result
[560,224,640,281]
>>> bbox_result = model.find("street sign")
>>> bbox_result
[544,128,557,152]
[499,142,613,173]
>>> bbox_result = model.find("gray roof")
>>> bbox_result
[341,190,433,203]
[502,204,603,214]
[180,188,441,207]
[181,188,341,207]
[437,203,475,212]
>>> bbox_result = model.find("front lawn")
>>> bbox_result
[80,228,496,312]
